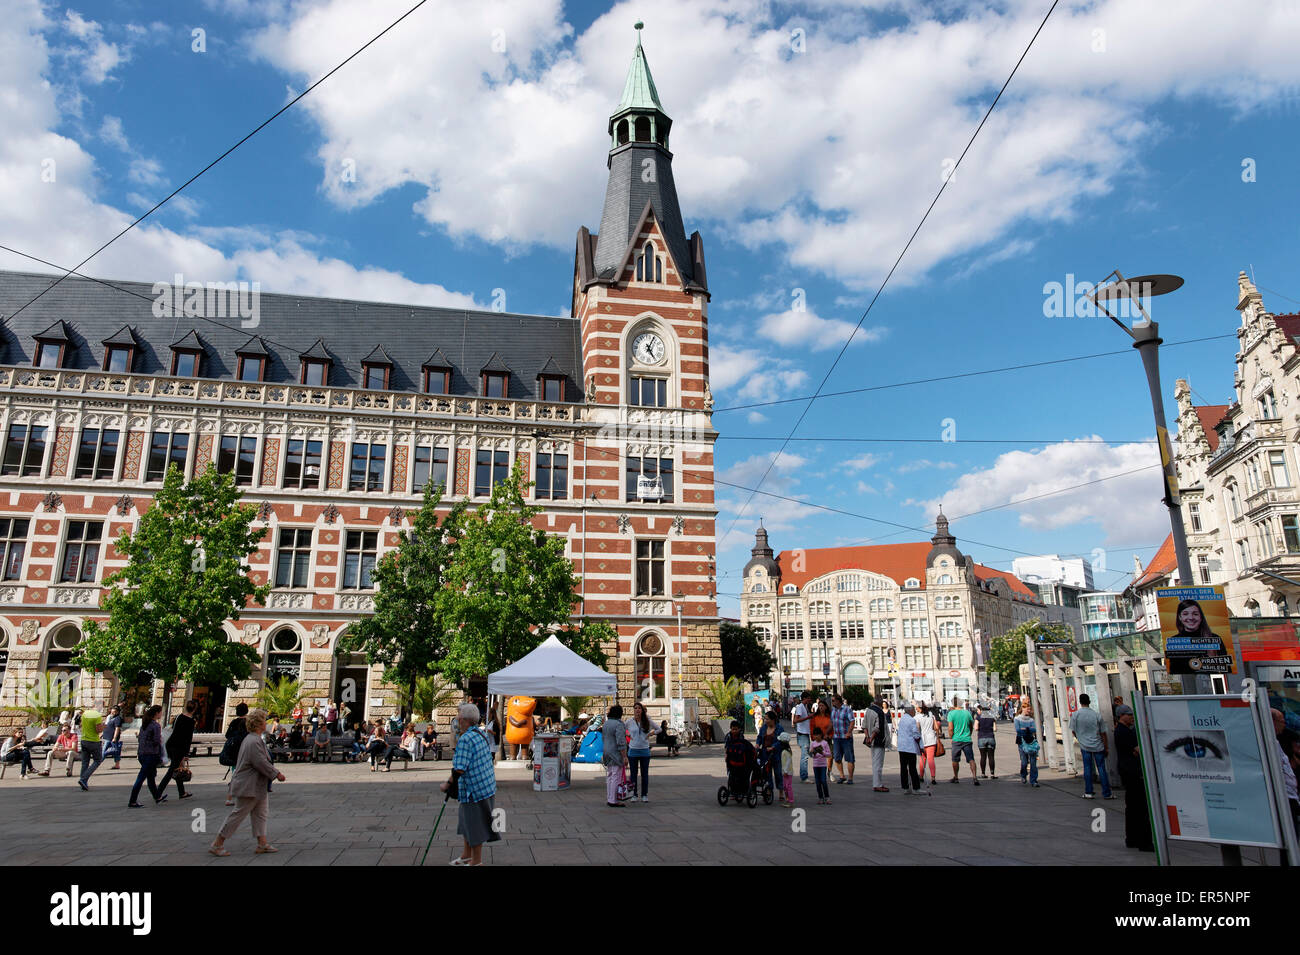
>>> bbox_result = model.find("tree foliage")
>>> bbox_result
[439,462,584,683]
[74,465,269,710]
[989,620,1075,688]
[337,482,467,714]
[254,676,305,721]
[720,621,775,686]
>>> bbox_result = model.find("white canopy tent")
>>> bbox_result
[487,635,617,697]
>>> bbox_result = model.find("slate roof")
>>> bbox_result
[0,270,583,402]
[593,146,696,291]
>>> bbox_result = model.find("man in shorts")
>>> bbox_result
[947,697,979,785]
[829,693,855,785]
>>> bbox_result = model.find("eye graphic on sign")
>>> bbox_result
[632,332,666,365]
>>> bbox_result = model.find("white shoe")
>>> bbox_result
[641,795,648,803]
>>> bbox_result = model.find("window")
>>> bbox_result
[635,632,666,700]
[902,618,929,641]
[171,351,199,377]
[1188,501,1203,533]
[778,621,803,643]
[781,648,805,671]
[904,577,920,589]
[34,342,62,369]
[275,528,313,588]
[2,424,47,477]
[474,449,510,496]
[836,575,862,592]
[783,584,797,595]
[424,368,450,395]
[145,432,189,482]
[60,520,103,583]
[937,620,962,638]
[218,436,257,487]
[809,620,834,641]
[302,360,328,387]
[809,600,831,616]
[104,347,132,373]
[939,644,964,668]
[0,518,29,580]
[237,356,264,382]
[1256,520,1273,559]
[482,373,508,398]
[1238,539,1251,568]
[1248,457,1262,493]
[349,443,387,492]
[1285,515,1300,554]
[342,531,378,589]
[839,619,864,640]
[635,540,665,596]
[265,629,302,681]
[1270,450,1290,488]
[411,445,450,494]
[937,574,953,585]
[539,377,564,402]
[282,439,323,490]
[1197,553,1212,584]
[870,619,896,640]
[635,241,662,283]
[749,602,772,618]
[626,455,674,503]
[901,595,926,612]
[629,376,667,407]
[905,645,933,668]
[361,365,388,390]
[1228,483,1241,518]
[534,452,568,500]
[73,428,119,480]
[1260,389,1277,419]
[838,599,863,616]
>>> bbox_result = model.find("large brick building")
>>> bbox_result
[0,32,720,732]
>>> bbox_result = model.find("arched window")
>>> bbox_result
[635,632,666,700]
[838,599,863,616]
[617,119,630,145]
[265,629,302,682]
[635,242,662,283]
[0,628,7,683]
[809,600,831,616]
[753,626,772,643]
[783,584,797,595]
[45,624,82,673]
[750,581,767,593]
[937,574,952,585]
[842,662,870,686]
[634,116,651,142]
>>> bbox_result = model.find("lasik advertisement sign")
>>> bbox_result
[1146,696,1282,848]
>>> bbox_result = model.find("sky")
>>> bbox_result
[3,0,1300,620]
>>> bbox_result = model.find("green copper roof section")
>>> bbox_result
[618,22,665,113]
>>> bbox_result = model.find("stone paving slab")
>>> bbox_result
[0,723,1247,866]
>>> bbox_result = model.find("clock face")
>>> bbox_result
[632,332,666,365]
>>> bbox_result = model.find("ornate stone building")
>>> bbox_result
[0,32,720,731]
[739,517,1046,704]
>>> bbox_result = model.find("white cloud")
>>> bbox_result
[839,453,881,471]
[128,157,165,187]
[99,115,129,150]
[922,438,1166,546]
[747,411,767,424]
[897,459,958,475]
[709,343,808,403]
[717,450,819,551]
[63,10,126,85]
[757,306,886,351]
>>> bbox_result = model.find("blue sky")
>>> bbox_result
[3,0,1300,618]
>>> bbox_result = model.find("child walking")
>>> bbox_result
[810,727,832,804]
[778,732,795,807]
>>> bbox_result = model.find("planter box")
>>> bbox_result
[710,718,732,743]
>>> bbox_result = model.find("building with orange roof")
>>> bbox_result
[739,514,1051,704]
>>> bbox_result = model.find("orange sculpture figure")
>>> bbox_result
[505,696,537,758]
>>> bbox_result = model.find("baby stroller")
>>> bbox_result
[717,737,773,807]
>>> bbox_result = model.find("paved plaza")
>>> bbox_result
[0,724,1236,866]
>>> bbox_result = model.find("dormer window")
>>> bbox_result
[359,344,393,391]
[480,353,511,398]
[424,367,450,394]
[783,584,797,595]
[1260,389,1277,419]
[104,347,132,373]
[172,351,199,377]
[539,376,564,402]
[904,578,920,589]
[237,356,265,382]
[302,360,328,386]
[635,242,662,283]
[34,341,63,369]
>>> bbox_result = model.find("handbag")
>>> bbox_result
[616,763,631,802]
[175,758,192,783]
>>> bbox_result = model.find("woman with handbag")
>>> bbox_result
[916,703,940,789]
[601,704,628,807]
[159,700,197,799]
[1014,702,1041,787]
[128,706,166,807]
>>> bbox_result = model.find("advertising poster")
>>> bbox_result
[1146,696,1281,848]
[1156,585,1235,675]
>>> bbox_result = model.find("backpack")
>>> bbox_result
[868,705,887,746]
[219,720,248,767]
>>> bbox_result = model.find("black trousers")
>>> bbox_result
[158,756,188,797]
[899,751,921,790]
[1120,766,1153,851]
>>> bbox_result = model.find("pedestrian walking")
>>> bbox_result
[778,732,795,807]
[128,705,166,807]
[210,709,285,856]
[1113,705,1152,851]
[626,702,655,802]
[756,710,783,799]
[863,697,890,792]
[811,701,833,777]
[809,727,832,804]
[791,691,813,783]
[159,700,197,799]
[947,698,979,785]
[916,702,940,788]
[1014,702,1040,787]
[78,707,106,790]
[829,693,855,785]
[975,705,997,779]
[102,705,123,770]
[439,702,499,866]
[223,702,249,806]
[601,704,629,807]
[896,703,929,795]
[1069,694,1113,800]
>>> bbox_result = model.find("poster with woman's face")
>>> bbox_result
[1157,585,1235,675]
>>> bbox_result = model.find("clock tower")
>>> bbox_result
[571,23,720,716]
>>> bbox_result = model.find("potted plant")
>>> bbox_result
[701,677,744,742]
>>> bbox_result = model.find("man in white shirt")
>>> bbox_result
[791,692,813,783]
[1069,694,1113,800]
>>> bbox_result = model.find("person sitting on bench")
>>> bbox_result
[311,724,331,762]
[287,724,309,762]
[2,729,36,778]
[656,720,680,755]
[421,724,439,759]
[384,724,418,770]
[365,723,389,771]
[39,723,80,776]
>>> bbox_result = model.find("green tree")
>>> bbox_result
[700,676,744,719]
[337,482,467,719]
[75,465,269,721]
[553,618,615,670]
[719,621,775,686]
[439,462,583,683]
[989,620,1074,688]
[384,672,460,721]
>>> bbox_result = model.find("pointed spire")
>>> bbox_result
[619,21,664,112]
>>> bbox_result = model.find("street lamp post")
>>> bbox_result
[674,591,685,699]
